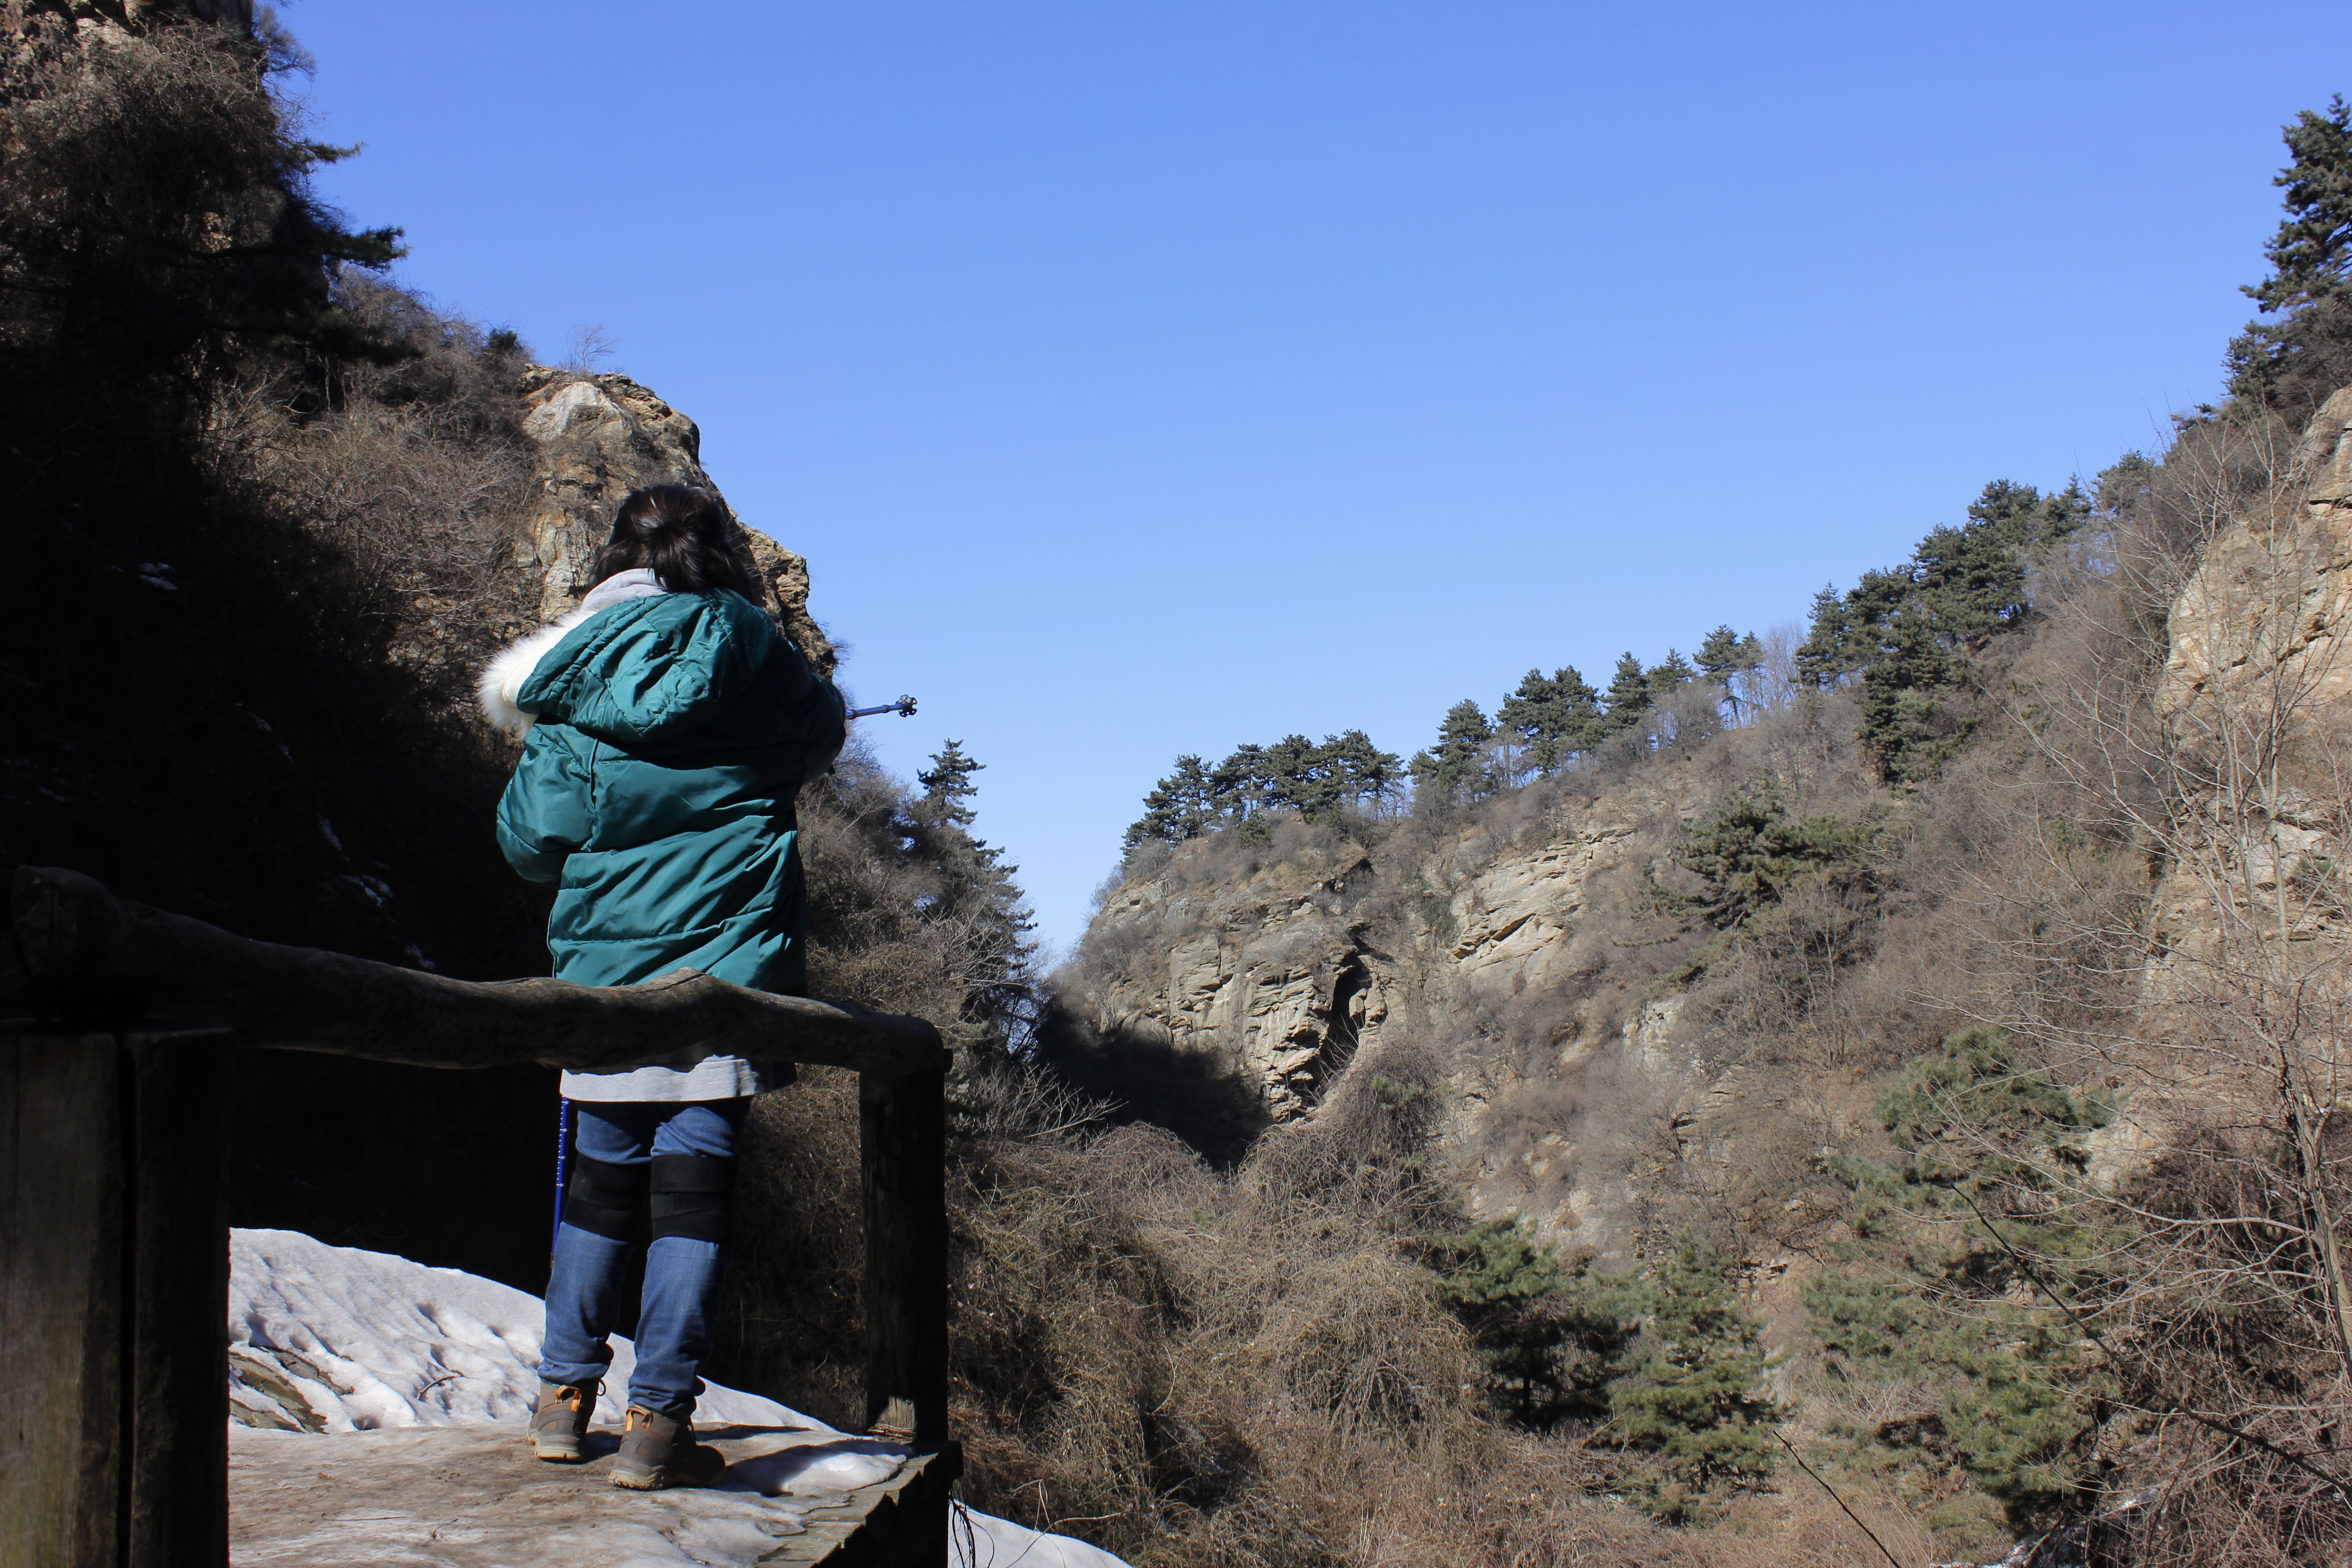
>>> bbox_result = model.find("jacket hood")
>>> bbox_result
[478,569,666,735]
[477,574,776,743]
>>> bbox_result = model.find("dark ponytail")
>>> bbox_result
[590,485,760,599]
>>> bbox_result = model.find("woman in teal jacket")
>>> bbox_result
[481,485,844,1490]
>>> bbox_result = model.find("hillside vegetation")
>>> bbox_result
[1022,97,2352,1568]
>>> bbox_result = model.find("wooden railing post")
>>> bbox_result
[1,1023,228,1568]
[124,1029,230,1568]
[859,1064,948,1445]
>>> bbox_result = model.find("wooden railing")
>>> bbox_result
[0,866,956,1568]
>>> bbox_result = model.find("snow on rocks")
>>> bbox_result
[227,1228,1129,1568]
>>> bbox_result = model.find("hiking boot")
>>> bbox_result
[529,1378,599,1462]
[610,1405,726,1490]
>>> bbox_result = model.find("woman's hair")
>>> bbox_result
[590,485,760,598]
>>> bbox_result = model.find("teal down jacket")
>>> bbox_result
[495,589,846,995]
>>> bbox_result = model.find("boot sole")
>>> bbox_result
[532,1443,587,1463]
[610,1464,723,1491]
[610,1467,673,1490]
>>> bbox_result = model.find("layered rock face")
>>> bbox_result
[2145,387,2352,1009]
[1084,843,1387,1124]
[514,368,834,674]
[1067,773,1737,1254]
[2160,387,2352,724]
[1081,781,1700,1122]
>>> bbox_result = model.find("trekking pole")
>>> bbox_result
[847,695,917,720]
[551,1096,573,1264]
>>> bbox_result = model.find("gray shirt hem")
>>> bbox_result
[560,1055,774,1102]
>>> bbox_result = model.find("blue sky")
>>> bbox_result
[283,0,2348,958]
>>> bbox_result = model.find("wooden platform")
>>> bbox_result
[228,1424,960,1568]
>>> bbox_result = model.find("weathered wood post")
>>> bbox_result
[0,1022,229,1568]
[859,1064,949,1443]
[859,1062,957,1566]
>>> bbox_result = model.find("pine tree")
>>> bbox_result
[1793,583,1854,690]
[1496,666,1599,774]
[1123,754,1218,851]
[1809,1028,2117,1530]
[911,742,1037,1043]
[917,740,984,830]
[1830,480,2087,784]
[1208,743,1273,819]
[1663,791,1878,931]
[1318,728,1403,814]
[1967,476,2090,555]
[1694,626,1746,681]
[2227,95,2352,415]
[1409,700,1494,812]
[1260,733,1327,816]
[1645,649,1697,701]
[1694,626,1764,724]
[1902,478,2084,647]
[1607,1233,1779,1520]
[1907,520,2021,645]
[1433,1216,1649,1429]
[1596,652,1651,737]
[1858,612,1968,785]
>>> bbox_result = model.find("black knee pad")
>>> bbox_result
[648,1153,735,1245]
[564,1154,648,1241]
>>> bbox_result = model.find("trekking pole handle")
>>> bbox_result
[848,695,917,720]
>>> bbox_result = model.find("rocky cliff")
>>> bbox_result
[2139,388,2352,1056]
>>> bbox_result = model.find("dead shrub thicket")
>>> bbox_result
[722,1021,1832,1568]
[927,1038,1982,1568]
[205,270,541,695]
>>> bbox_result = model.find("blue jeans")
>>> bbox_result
[538,1099,745,1418]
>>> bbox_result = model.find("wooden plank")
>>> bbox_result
[124,1028,230,1568]
[760,1446,964,1568]
[3,866,946,1076]
[0,1029,123,1568]
[860,1068,949,1446]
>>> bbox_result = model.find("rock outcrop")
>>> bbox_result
[2159,387,2352,724]
[1083,843,1384,1124]
[2147,387,2352,994]
[1077,780,1701,1128]
[514,368,835,674]
[1063,770,1754,1256]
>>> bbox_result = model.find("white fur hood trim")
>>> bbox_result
[477,570,668,735]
